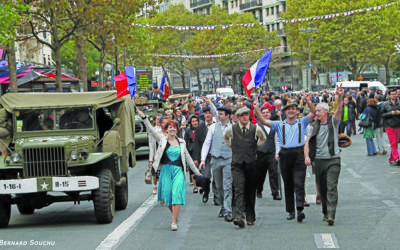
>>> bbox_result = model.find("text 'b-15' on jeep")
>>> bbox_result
[0,91,136,228]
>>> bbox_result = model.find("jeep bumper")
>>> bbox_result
[0,176,99,194]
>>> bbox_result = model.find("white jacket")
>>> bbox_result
[143,118,200,180]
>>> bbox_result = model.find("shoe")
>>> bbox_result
[193,188,198,193]
[218,208,225,218]
[171,223,178,231]
[247,221,254,226]
[152,188,157,195]
[327,217,335,226]
[323,215,328,222]
[297,212,305,222]
[273,194,282,200]
[256,192,262,199]
[199,188,204,194]
[373,152,377,156]
[382,150,388,155]
[316,196,321,205]
[287,212,295,220]
[304,201,310,207]
[397,160,400,166]
[202,193,209,203]
[390,161,397,167]
[233,218,245,228]
[213,195,220,206]
[225,214,233,222]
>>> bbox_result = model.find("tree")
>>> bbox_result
[283,0,400,85]
[0,1,30,92]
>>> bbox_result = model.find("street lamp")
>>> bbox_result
[104,63,114,86]
[301,25,317,91]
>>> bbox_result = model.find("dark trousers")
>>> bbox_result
[256,152,279,196]
[315,158,341,219]
[231,161,257,222]
[279,147,306,213]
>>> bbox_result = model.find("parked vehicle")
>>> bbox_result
[0,92,136,227]
[216,88,234,97]
[336,81,387,93]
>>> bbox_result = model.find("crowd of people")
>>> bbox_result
[137,85,400,231]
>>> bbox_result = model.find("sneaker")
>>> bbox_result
[171,223,178,231]
[382,150,388,155]
[327,218,335,226]
[390,161,397,167]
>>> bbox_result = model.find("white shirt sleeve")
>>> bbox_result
[201,124,215,161]
[275,132,281,155]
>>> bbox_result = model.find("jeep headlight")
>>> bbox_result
[70,150,79,161]
[11,152,21,163]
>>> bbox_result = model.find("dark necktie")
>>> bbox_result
[242,127,246,134]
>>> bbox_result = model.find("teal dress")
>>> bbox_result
[157,145,186,206]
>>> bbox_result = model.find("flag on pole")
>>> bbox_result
[160,72,170,99]
[242,50,272,97]
[114,66,136,99]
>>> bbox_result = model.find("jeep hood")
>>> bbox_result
[15,135,94,148]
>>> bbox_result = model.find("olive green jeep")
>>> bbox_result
[0,92,136,227]
[134,99,164,149]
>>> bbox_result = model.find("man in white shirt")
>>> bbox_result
[199,106,233,222]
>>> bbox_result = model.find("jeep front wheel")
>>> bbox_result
[16,195,35,215]
[93,169,115,223]
[115,174,128,210]
[0,195,11,228]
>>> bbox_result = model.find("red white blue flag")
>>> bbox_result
[160,71,170,99]
[242,50,272,97]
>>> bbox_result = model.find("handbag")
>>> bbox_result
[358,113,373,128]
[145,170,152,184]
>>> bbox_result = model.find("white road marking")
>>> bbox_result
[346,168,361,178]
[96,195,157,250]
[314,233,340,248]
[382,200,397,208]
[360,182,381,195]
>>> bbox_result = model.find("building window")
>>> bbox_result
[271,7,274,15]
[282,3,286,11]
[267,25,270,32]
[231,1,233,8]
[271,24,274,31]
[235,0,238,7]
[276,6,279,15]
[266,8,269,16]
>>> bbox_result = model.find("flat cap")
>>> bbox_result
[236,107,250,116]
[217,106,232,115]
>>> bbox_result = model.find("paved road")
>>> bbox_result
[1,135,400,249]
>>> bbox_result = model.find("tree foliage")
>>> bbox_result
[282,0,400,84]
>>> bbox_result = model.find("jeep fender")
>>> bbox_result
[102,131,122,155]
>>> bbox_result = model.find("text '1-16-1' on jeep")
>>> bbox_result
[0,92,136,228]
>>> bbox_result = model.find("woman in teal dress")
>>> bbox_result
[137,108,201,231]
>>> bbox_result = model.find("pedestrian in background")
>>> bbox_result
[380,89,400,166]
[362,99,380,156]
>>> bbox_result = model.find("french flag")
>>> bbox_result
[242,50,272,97]
[160,71,170,99]
[114,66,136,99]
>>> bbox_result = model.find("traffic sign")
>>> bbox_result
[358,75,363,81]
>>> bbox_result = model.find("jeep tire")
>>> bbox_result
[0,195,11,228]
[16,195,35,215]
[115,174,128,210]
[93,169,115,223]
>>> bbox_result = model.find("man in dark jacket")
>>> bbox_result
[270,99,286,121]
[380,89,400,166]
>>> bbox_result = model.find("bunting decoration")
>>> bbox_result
[131,2,396,30]
[152,47,285,59]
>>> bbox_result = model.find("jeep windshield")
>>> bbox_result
[15,107,94,132]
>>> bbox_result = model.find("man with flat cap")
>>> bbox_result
[199,106,234,222]
[254,92,315,223]
[223,107,266,228]
[148,84,165,101]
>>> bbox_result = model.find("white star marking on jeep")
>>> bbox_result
[40,181,49,190]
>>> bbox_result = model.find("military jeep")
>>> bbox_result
[0,92,136,228]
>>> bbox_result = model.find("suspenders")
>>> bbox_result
[282,120,302,146]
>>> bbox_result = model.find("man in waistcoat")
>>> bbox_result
[254,92,315,223]
[256,106,281,200]
[199,106,233,222]
[223,107,266,228]
[304,86,344,226]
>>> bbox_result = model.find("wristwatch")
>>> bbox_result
[141,115,147,120]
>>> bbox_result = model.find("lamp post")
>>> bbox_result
[301,25,317,91]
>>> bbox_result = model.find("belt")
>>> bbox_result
[280,146,304,151]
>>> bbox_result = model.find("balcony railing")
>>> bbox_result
[190,0,211,8]
[239,0,262,10]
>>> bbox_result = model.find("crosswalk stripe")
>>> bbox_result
[314,233,340,248]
